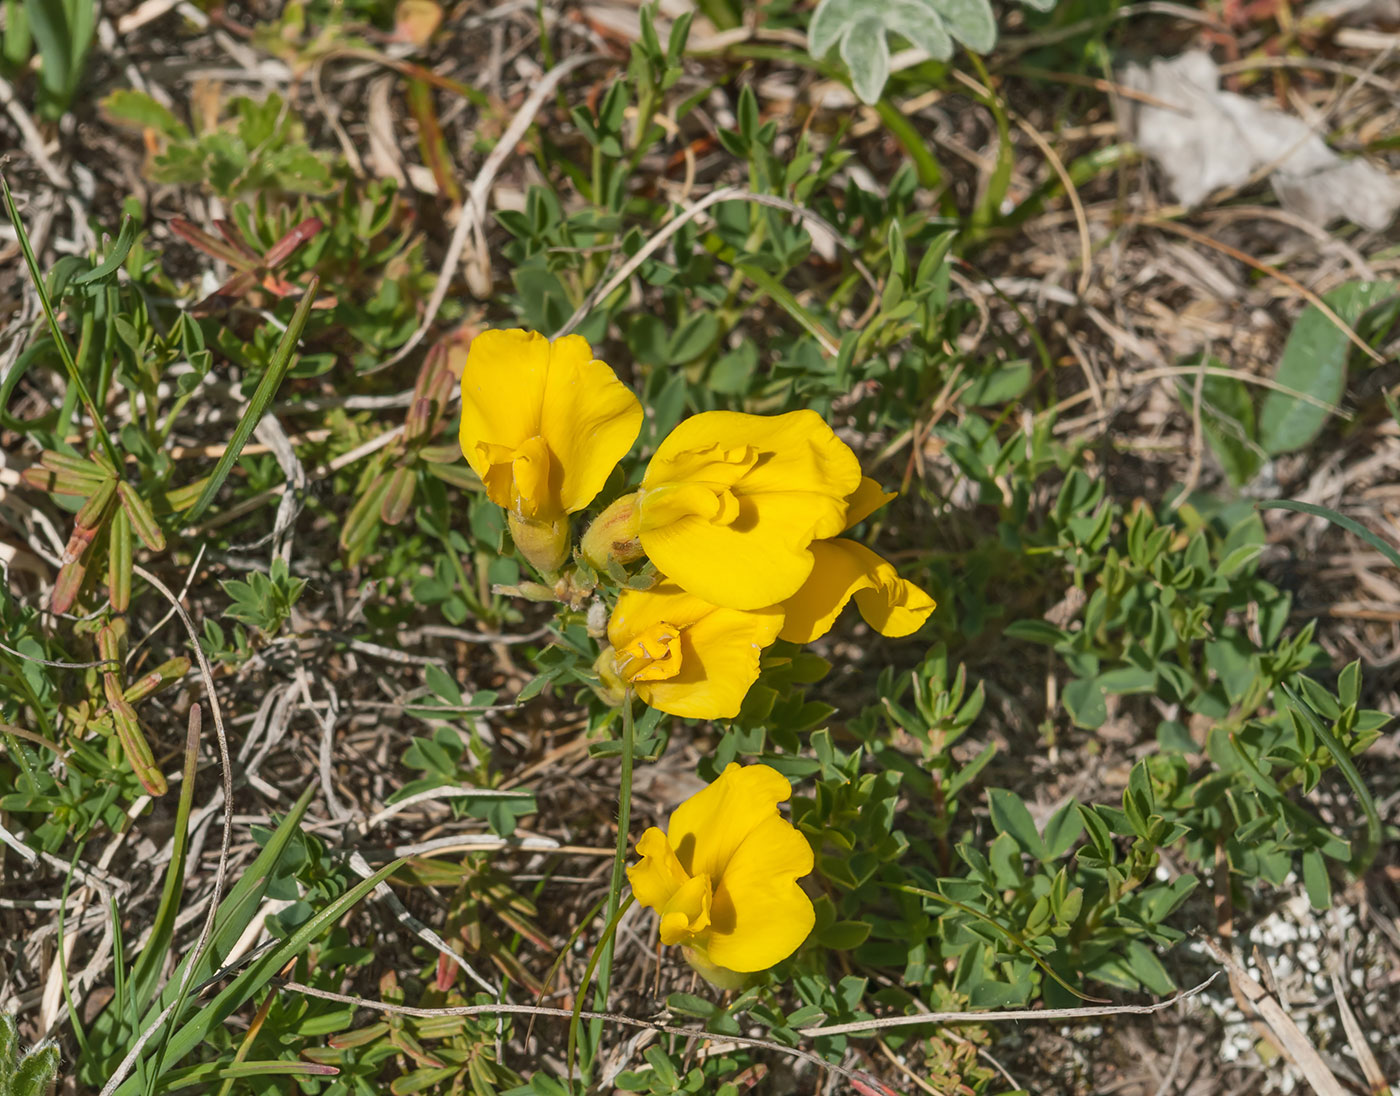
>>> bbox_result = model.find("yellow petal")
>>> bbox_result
[843,477,896,530]
[706,813,815,972]
[607,583,714,650]
[510,435,555,518]
[608,585,783,720]
[658,872,713,945]
[780,538,935,642]
[638,410,862,609]
[778,538,876,644]
[853,568,938,637]
[539,335,643,513]
[628,826,690,912]
[459,329,549,482]
[666,763,793,882]
[615,621,683,683]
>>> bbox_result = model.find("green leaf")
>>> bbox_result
[938,0,996,51]
[1062,677,1106,729]
[1278,682,1383,876]
[1042,800,1083,859]
[808,0,861,56]
[101,88,189,138]
[818,920,872,949]
[72,215,139,286]
[885,0,952,59]
[1258,281,1399,455]
[809,0,1001,106]
[1122,940,1175,994]
[1003,619,1069,647]
[987,788,1049,859]
[11,1041,60,1096]
[1178,367,1264,487]
[1301,848,1331,911]
[962,360,1031,406]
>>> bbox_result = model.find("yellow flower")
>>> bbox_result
[458,329,642,572]
[635,410,862,610]
[628,763,814,977]
[779,478,937,643]
[605,583,783,719]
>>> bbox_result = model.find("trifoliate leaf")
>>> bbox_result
[885,0,953,61]
[840,15,891,107]
[808,0,1054,103]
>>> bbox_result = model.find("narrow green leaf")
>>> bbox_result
[100,88,190,138]
[133,859,403,1091]
[72,215,139,285]
[130,708,202,1012]
[118,481,166,551]
[1258,499,1400,572]
[185,277,319,522]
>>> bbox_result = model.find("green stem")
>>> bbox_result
[586,694,635,1065]
[874,99,945,192]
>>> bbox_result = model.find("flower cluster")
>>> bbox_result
[457,328,937,721]
[457,329,933,981]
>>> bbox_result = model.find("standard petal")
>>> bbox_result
[638,410,862,608]
[458,329,549,479]
[842,477,897,530]
[639,495,827,610]
[628,826,690,912]
[666,764,792,882]
[778,538,876,643]
[727,410,863,540]
[705,814,816,972]
[539,336,643,513]
[645,410,858,505]
[635,603,783,719]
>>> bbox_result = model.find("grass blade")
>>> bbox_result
[1258,499,1400,571]
[130,707,202,1011]
[183,276,319,522]
[1,172,122,470]
[123,859,403,1094]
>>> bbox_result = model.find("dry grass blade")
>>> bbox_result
[1201,937,1349,1096]
[1329,972,1392,1096]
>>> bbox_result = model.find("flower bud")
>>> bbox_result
[507,510,571,576]
[579,492,644,574]
[493,580,558,602]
